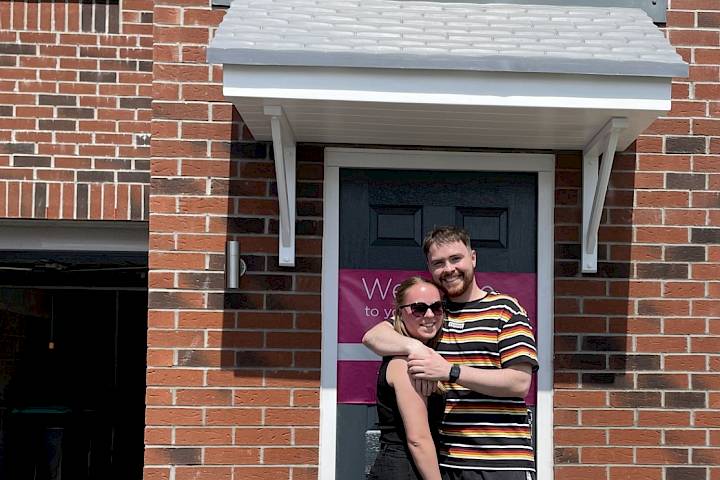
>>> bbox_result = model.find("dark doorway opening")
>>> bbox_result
[0,251,147,480]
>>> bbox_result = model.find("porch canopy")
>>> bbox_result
[208,0,686,269]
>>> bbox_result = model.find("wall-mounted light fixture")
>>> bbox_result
[226,240,246,289]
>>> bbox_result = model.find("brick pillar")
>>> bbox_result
[147,1,322,478]
[553,2,720,479]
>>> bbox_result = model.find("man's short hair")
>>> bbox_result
[422,226,472,258]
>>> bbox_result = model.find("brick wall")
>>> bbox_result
[0,0,709,477]
[0,0,152,220]
[145,1,322,478]
[553,1,720,479]
[146,1,720,478]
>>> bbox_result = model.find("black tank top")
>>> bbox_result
[375,356,445,446]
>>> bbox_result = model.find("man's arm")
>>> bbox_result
[407,350,532,398]
[361,321,433,357]
[362,322,438,396]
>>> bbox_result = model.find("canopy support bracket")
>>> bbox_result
[265,106,296,267]
[582,117,628,274]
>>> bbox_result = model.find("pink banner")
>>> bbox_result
[337,269,537,405]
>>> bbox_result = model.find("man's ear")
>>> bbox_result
[471,249,477,268]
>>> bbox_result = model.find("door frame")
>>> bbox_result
[320,148,555,480]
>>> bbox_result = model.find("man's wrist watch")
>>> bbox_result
[448,364,461,383]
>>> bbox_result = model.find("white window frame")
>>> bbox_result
[320,148,555,480]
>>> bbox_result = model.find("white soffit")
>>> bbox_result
[208,0,686,151]
[223,65,669,150]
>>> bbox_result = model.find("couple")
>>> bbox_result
[363,226,538,480]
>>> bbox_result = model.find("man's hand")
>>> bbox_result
[407,349,452,381]
[404,343,436,395]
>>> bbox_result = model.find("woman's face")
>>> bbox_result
[400,282,443,343]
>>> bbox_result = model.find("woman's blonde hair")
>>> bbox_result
[391,276,443,349]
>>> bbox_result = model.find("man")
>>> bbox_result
[362,226,538,480]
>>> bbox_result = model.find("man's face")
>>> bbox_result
[426,240,476,300]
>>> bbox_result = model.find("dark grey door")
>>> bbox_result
[337,168,537,478]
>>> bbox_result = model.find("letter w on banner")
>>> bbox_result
[337,269,537,405]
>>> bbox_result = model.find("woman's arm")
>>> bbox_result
[387,357,442,480]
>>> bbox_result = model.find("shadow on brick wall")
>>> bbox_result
[217,111,323,409]
[554,147,643,398]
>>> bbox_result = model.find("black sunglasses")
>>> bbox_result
[399,301,444,318]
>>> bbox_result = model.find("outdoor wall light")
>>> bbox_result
[226,240,246,289]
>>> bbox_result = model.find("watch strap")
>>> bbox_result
[448,364,461,383]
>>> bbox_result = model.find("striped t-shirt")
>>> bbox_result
[436,292,538,472]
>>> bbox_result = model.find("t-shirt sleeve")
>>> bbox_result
[498,310,539,372]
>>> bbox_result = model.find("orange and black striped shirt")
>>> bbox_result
[437,292,538,472]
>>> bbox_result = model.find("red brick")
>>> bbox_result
[664,318,707,335]
[636,336,688,353]
[609,467,661,480]
[144,468,171,480]
[636,191,689,207]
[555,391,606,408]
[175,468,232,480]
[177,389,233,406]
[206,370,264,388]
[145,427,172,445]
[664,209,707,226]
[233,389,291,407]
[264,447,318,465]
[664,354,707,371]
[581,408,635,428]
[146,407,203,426]
[147,349,174,367]
[692,264,720,280]
[205,408,263,426]
[555,466,607,480]
[147,368,204,387]
[154,26,209,44]
[692,336,720,353]
[556,428,607,445]
[636,448,689,464]
[609,281,660,298]
[176,234,225,252]
[204,447,260,465]
[608,429,662,446]
[265,408,319,426]
[638,410,691,427]
[230,467,290,480]
[696,84,720,100]
[234,428,291,445]
[175,428,233,445]
[638,300,690,316]
[582,447,634,464]
[665,429,708,446]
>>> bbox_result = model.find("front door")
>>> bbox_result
[336,168,538,478]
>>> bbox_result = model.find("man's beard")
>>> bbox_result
[439,270,473,299]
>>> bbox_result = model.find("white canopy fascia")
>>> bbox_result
[224,65,669,151]
[222,64,672,271]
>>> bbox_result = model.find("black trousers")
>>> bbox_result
[367,443,422,480]
[441,469,535,480]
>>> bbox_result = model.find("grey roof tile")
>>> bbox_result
[208,0,688,78]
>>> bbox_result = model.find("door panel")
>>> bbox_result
[340,169,536,271]
[337,168,538,479]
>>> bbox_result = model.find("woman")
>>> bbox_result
[368,277,445,480]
